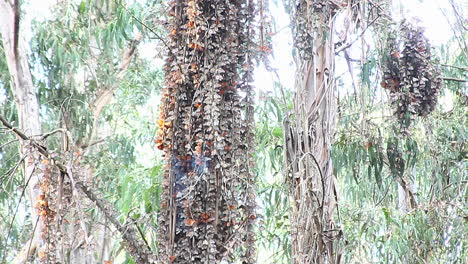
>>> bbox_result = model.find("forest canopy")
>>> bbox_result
[0,0,466,263]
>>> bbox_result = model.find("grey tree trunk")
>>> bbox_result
[0,1,48,262]
[285,1,341,263]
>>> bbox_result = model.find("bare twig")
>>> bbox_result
[335,15,381,54]
[367,0,392,19]
[25,216,40,264]
[1,155,25,185]
[80,138,107,150]
[441,64,468,71]
[437,2,468,58]
[442,77,467,82]
[39,128,68,140]
[0,138,19,149]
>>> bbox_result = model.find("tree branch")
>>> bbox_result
[0,115,157,264]
[441,64,468,71]
[442,77,467,82]
[87,34,142,149]
[335,15,381,54]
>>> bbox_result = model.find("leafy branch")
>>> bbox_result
[0,115,157,264]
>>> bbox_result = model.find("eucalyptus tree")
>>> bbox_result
[279,0,464,263]
[283,0,388,262]
[1,0,160,263]
[284,1,341,263]
[156,0,257,263]
[0,1,50,261]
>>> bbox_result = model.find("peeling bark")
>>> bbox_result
[285,1,341,263]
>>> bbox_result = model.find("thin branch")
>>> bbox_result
[367,0,393,20]
[79,138,107,150]
[0,155,25,186]
[134,221,152,252]
[441,64,468,71]
[437,3,468,58]
[25,216,40,263]
[0,115,50,165]
[115,0,183,74]
[0,138,19,149]
[442,77,467,82]
[87,34,142,149]
[39,128,68,139]
[448,0,467,31]
[335,15,381,54]
[0,115,29,141]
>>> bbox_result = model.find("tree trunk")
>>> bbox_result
[285,1,341,263]
[1,0,42,255]
[156,0,257,263]
[0,1,57,262]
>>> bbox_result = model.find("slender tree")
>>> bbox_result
[284,1,341,263]
[0,1,59,262]
[156,0,257,263]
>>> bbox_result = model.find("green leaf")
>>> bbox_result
[78,1,86,14]
[271,127,283,138]
[382,207,392,225]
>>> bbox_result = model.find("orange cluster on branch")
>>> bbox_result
[187,21,195,28]
[188,43,204,51]
[259,45,272,53]
[200,212,212,223]
[185,218,197,226]
[155,138,164,150]
[158,119,172,129]
[38,251,46,260]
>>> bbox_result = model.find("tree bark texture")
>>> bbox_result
[156,0,257,263]
[285,1,341,263]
